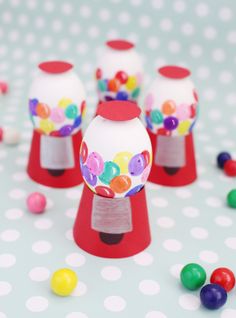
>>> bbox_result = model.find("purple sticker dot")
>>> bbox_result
[128,154,146,176]
[164,116,179,130]
[59,125,73,137]
[29,99,38,116]
[81,165,97,186]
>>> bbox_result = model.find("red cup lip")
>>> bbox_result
[158,65,191,79]
[38,61,73,74]
[106,39,134,51]
[97,101,141,121]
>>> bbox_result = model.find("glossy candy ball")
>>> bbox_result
[227,189,236,208]
[180,263,206,290]
[27,192,47,214]
[224,160,236,176]
[210,267,235,292]
[217,152,231,169]
[50,268,78,296]
[200,284,227,310]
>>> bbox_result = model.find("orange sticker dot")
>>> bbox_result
[161,100,176,115]
[109,175,131,193]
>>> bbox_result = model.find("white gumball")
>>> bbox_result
[29,61,86,137]
[80,101,152,199]
[144,65,198,136]
[96,40,143,102]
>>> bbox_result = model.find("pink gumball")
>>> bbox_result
[86,152,104,175]
[50,108,65,123]
[176,103,191,120]
[145,93,154,111]
[136,72,143,86]
[27,192,47,214]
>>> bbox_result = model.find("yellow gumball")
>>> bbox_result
[177,120,191,136]
[39,119,55,134]
[113,152,133,174]
[125,76,137,91]
[50,268,78,296]
[58,98,73,109]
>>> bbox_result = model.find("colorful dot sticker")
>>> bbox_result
[80,142,152,199]
[29,98,85,136]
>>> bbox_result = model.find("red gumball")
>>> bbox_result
[115,71,128,84]
[224,160,236,177]
[210,267,235,292]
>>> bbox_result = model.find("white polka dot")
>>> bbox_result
[118,11,131,24]
[145,311,167,318]
[151,197,168,207]
[34,218,53,230]
[66,313,88,318]
[139,15,152,28]
[79,5,91,18]
[98,8,111,21]
[66,189,82,200]
[170,263,183,278]
[65,208,77,219]
[65,229,73,241]
[219,71,233,84]
[157,216,175,228]
[71,282,87,296]
[139,280,160,295]
[5,208,23,220]
[8,188,26,199]
[1,229,20,242]
[204,26,217,39]
[226,93,236,106]
[212,48,225,62]
[215,216,232,227]
[227,31,236,44]
[151,0,164,9]
[173,0,185,12]
[197,180,214,189]
[101,266,122,281]
[163,239,182,252]
[219,7,232,21]
[0,254,16,268]
[147,36,159,49]
[221,309,236,318]
[32,241,52,254]
[12,171,27,182]
[176,188,192,199]
[190,44,202,58]
[29,267,50,282]
[65,253,86,267]
[26,296,48,312]
[225,237,236,250]
[0,281,12,296]
[195,3,209,17]
[0,312,7,318]
[160,18,172,31]
[88,25,100,38]
[168,40,181,53]
[181,23,194,36]
[190,227,208,240]
[104,296,126,312]
[182,206,199,218]
[179,294,200,310]
[199,250,219,263]
[133,251,153,266]
[208,109,221,120]
[206,196,222,207]
[196,66,210,79]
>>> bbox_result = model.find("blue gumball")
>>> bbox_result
[200,284,227,310]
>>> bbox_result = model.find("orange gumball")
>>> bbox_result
[162,100,176,115]
[36,103,50,119]
[108,79,120,92]
[110,175,131,193]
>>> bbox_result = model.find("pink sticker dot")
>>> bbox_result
[50,108,65,123]
[145,94,154,111]
[176,104,191,120]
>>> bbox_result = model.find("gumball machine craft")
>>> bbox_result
[144,65,198,186]
[95,39,143,111]
[73,101,152,258]
[27,61,86,188]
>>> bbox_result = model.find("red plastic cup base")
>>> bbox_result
[73,186,151,258]
[148,131,197,187]
[27,129,83,188]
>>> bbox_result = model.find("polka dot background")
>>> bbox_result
[1,0,236,317]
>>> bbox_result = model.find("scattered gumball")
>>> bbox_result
[200,284,227,310]
[26,192,47,214]
[227,189,236,208]
[210,267,235,292]
[0,127,3,142]
[224,159,236,177]
[0,81,8,94]
[50,268,78,296]
[180,263,206,290]
[217,152,231,169]
[2,127,21,145]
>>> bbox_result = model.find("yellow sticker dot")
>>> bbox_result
[177,120,191,135]
[113,152,133,174]
[39,119,55,134]
[125,76,137,91]
[58,98,73,109]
